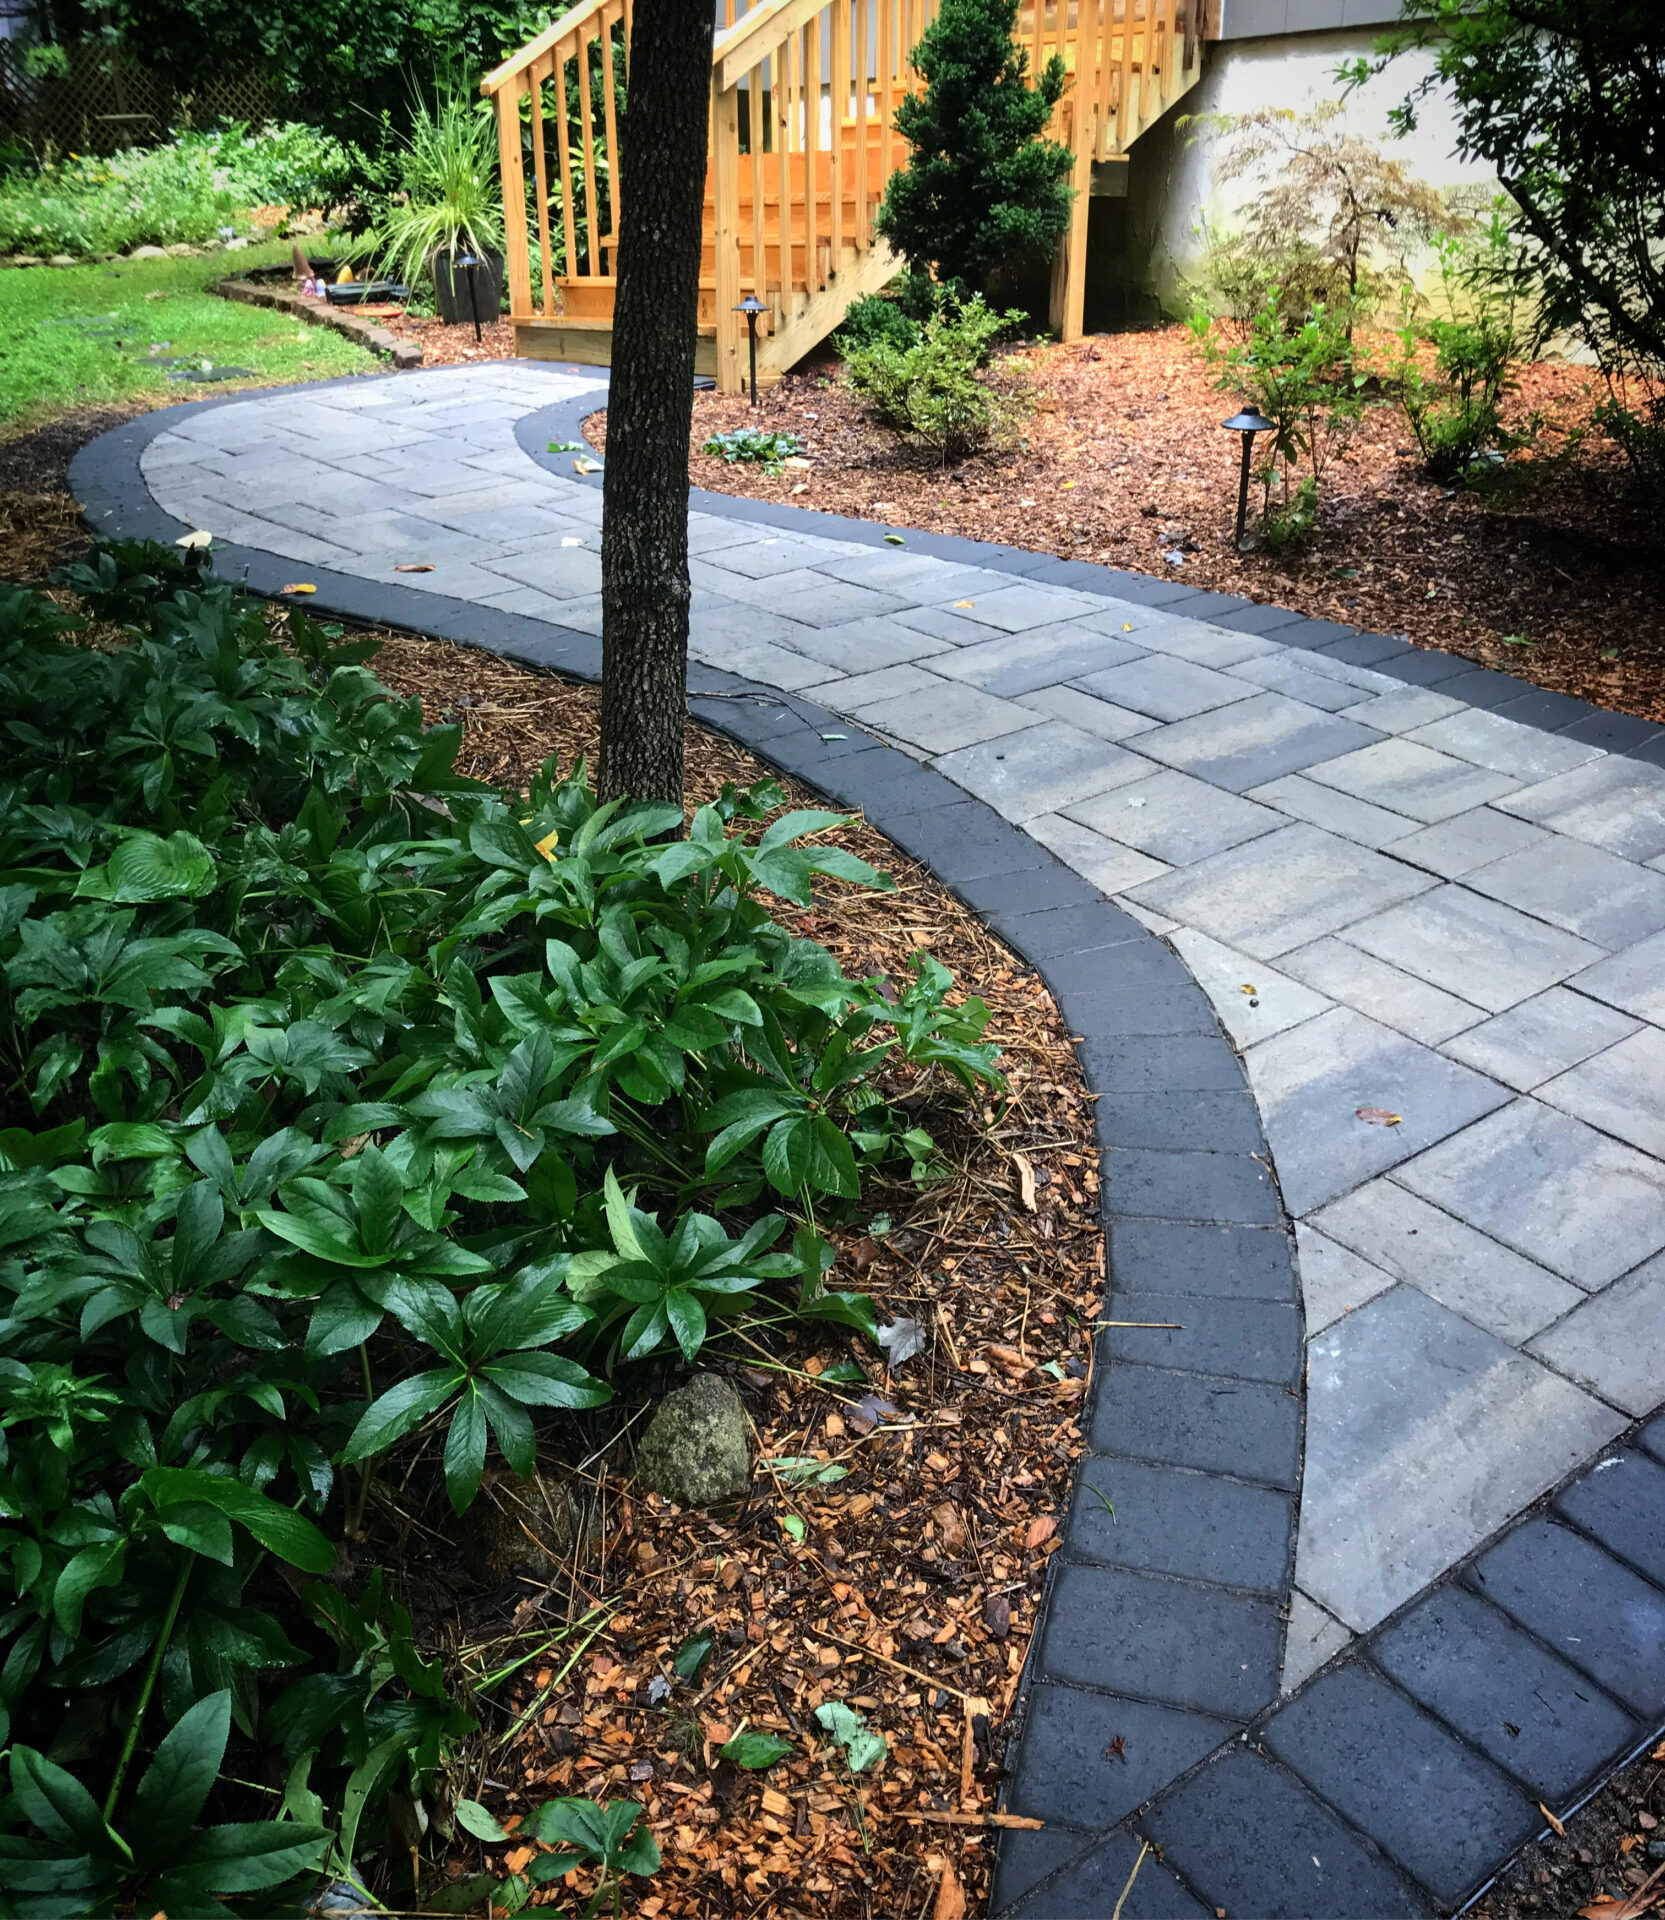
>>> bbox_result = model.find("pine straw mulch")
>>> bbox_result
[353,633,1105,1920]
[620,324,1665,727]
[1472,1737,1665,1920]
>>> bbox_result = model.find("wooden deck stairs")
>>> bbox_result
[483,0,1215,392]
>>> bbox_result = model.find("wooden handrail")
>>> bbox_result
[481,0,612,94]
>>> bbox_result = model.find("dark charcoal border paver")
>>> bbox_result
[71,373,1665,1918]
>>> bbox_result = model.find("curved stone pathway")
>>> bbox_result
[74,363,1665,1917]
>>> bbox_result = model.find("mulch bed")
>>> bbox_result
[636,325,1665,727]
[1,417,1101,1918]
[370,632,1101,1919]
[1471,1736,1665,1920]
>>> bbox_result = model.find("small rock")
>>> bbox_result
[225,236,248,250]
[452,1470,588,1581]
[635,1373,750,1507]
[164,242,197,256]
[13,255,44,268]
[129,245,168,259]
[48,254,77,268]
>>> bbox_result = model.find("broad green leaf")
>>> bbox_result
[8,1744,110,1854]
[130,1690,229,1855]
[673,1632,714,1681]
[351,1145,404,1258]
[341,1369,460,1463]
[163,1819,330,1893]
[454,1799,511,1843]
[718,1730,795,1770]
[443,1384,488,1513]
[140,1468,337,1573]
[74,830,216,904]
[601,1165,645,1261]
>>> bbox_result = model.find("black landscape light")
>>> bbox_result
[1223,409,1275,549]
[734,294,767,406]
[456,250,484,344]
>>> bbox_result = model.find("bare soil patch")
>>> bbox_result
[627,325,1665,726]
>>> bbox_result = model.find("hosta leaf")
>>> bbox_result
[74,830,216,904]
[719,1730,795,1770]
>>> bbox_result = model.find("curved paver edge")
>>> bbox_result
[69,374,1665,1920]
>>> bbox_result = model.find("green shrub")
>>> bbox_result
[1389,221,1523,482]
[1190,293,1363,547]
[836,293,922,355]
[844,293,1026,462]
[702,427,805,475]
[0,124,362,258]
[1594,389,1665,485]
[873,0,1073,305]
[0,543,1001,1898]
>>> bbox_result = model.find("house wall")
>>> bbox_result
[1082,24,1499,331]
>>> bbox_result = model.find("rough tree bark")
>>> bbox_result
[598,0,715,809]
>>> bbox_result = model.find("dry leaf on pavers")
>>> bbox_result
[394,562,434,573]
[279,582,316,594]
[1356,1107,1403,1127]
[1544,1804,1568,1837]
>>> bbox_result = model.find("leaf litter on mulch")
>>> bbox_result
[359,634,1105,1919]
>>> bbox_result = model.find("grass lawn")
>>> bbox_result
[0,243,374,432]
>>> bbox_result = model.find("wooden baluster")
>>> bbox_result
[1116,0,1135,147]
[855,0,869,248]
[600,3,622,269]
[1094,0,1113,161]
[495,80,532,324]
[805,17,821,291]
[831,0,847,270]
[712,68,743,392]
[530,59,554,314]
[877,0,892,194]
[750,58,767,306]
[553,42,579,282]
[577,17,598,276]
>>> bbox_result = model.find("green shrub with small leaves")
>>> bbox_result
[0,540,1001,1908]
[843,293,1026,462]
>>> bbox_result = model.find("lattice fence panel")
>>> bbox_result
[0,42,273,156]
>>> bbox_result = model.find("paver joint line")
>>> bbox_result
[71,363,1665,1920]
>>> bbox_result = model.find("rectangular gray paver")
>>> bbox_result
[1465,837,1665,947]
[1117,618,1277,669]
[931,722,1148,822]
[891,603,1004,645]
[684,514,772,556]
[1295,1223,1395,1336]
[1340,884,1605,1013]
[1539,1025,1665,1159]
[1245,773,1421,850]
[1230,654,1381,711]
[1242,1006,1510,1215]
[687,631,833,691]
[943,581,1103,630]
[1126,823,1435,960]
[801,661,942,708]
[843,680,1044,754]
[930,623,1147,695]
[1395,1098,1665,1288]
[1067,768,1284,865]
[698,567,909,627]
[1026,813,1171,894]
[1304,738,1524,823]
[1073,654,1258,723]
[755,615,950,674]
[1167,927,1332,1047]
[1528,1254,1665,1415]
[1387,807,1554,879]
[485,544,605,596]
[1442,988,1642,1091]
[1297,1284,1623,1632]
[698,534,852,579]
[1337,687,1467,734]
[1278,937,1485,1046]
[1406,708,1605,782]
[1309,1179,1583,1345]
[1131,692,1385,792]
[1017,683,1159,740]
[1567,929,1665,1025]
[1495,753,1665,862]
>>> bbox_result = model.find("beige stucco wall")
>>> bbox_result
[1085,26,1499,327]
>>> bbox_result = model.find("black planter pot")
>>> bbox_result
[431,246,504,328]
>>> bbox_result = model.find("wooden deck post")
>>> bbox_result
[1048,98,1093,343]
[711,73,745,392]
[495,84,533,323]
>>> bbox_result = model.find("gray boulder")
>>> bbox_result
[635,1374,751,1507]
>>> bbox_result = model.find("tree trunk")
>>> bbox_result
[598,0,714,809]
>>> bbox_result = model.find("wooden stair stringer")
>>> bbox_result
[755,237,902,375]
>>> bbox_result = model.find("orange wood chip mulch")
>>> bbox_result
[368,636,1104,1919]
[634,324,1665,728]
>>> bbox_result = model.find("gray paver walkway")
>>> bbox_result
[121,363,1664,1698]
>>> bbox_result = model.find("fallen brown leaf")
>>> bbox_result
[394,562,435,573]
[1541,1801,1566,1836]
[1356,1106,1403,1127]
[1012,1151,1038,1212]
[1024,1516,1056,1550]
[934,1860,967,1920]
